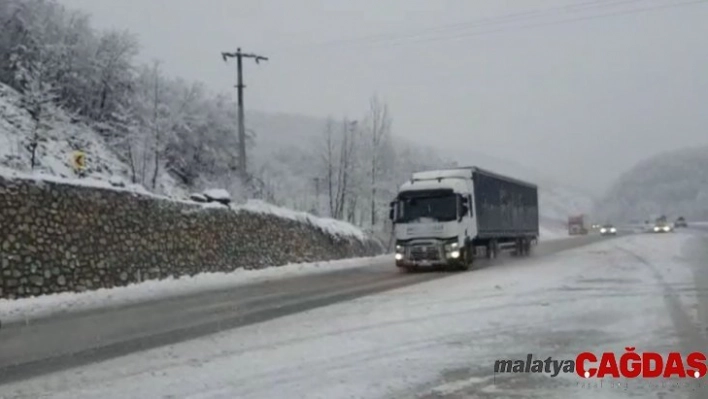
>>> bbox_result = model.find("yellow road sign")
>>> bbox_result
[72,151,86,171]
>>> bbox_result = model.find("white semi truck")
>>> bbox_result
[388,166,539,271]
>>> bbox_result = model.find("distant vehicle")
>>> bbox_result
[600,224,617,236]
[568,215,588,235]
[389,166,539,272]
[674,217,688,228]
[653,221,673,233]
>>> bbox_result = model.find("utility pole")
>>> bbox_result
[221,48,268,184]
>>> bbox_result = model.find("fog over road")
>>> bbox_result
[2,230,708,399]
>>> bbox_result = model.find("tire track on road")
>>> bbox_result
[618,243,708,399]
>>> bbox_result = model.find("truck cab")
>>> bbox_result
[389,171,475,271]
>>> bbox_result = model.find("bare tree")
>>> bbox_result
[148,62,163,188]
[334,118,358,220]
[319,118,336,217]
[18,58,55,170]
[121,61,167,188]
[365,95,392,229]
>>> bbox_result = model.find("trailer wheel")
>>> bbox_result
[487,240,498,259]
[512,239,523,257]
[515,239,524,256]
[523,239,532,256]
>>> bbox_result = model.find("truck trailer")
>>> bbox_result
[388,166,539,271]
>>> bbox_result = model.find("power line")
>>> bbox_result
[313,0,649,48]
[378,0,708,48]
[221,48,268,183]
[278,0,706,52]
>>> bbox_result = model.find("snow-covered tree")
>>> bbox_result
[16,53,56,169]
[88,29,138,122]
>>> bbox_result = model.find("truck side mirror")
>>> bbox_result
[389,201,396,221]
[458,195,469,221]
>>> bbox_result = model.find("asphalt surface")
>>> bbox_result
[0,234,608,386]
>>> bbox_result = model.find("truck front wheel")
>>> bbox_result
[457,247,473,271]
[399,265,416,274]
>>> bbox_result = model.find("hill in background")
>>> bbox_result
[595,145,708,222]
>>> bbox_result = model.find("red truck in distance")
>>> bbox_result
[568,215,588,236]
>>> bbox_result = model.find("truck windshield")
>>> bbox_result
[397,194,458,223]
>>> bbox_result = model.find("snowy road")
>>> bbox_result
[3,231,708,399]
[0,235,604,384]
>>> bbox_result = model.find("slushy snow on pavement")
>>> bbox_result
[4,231,705,399]
[0,255,391,325]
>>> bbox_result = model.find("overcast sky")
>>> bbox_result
[59,0,708,193]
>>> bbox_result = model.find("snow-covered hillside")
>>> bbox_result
[596,144,708,221]
[0,83,188,198]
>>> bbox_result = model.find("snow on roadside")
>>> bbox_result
[202,188,231,201]
[0,166,176,201]
[0,255,392,325]
[616,231,702,314]
[237,199,367,240]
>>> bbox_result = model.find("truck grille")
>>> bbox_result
[409,245,441,261]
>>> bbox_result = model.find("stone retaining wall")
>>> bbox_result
[0,175,384,299]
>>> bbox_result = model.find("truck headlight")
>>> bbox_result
[444,242,459,251]
[600,228,607,233]
[610,228,616,233]
[450,250,460,259]
[395,245,403,252]
[395,253,403,260]
[663,226,670,232]
[654,227,660,232]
